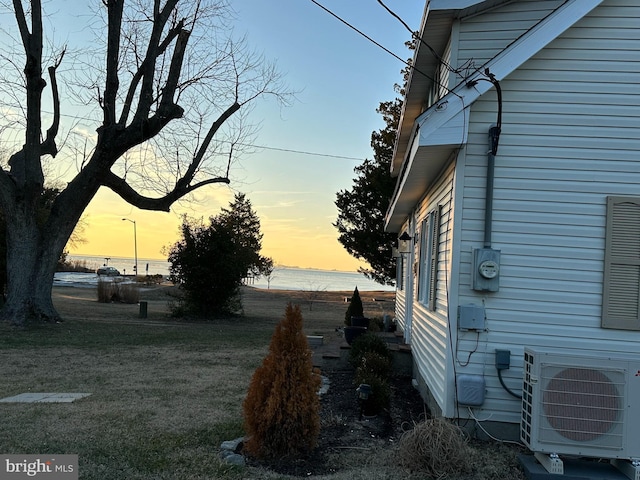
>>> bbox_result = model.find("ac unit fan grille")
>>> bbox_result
[541,366,624,443]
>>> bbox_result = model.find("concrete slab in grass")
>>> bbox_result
[0,393,91,403]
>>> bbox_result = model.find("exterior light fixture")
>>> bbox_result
[398,231,412,254]
[356,383,372,420]
[356,383,372,400]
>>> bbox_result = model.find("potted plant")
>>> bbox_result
[344,325,367,345]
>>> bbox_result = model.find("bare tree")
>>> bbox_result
[0,0,290,326]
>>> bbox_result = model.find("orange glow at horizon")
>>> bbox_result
[70,189,368,273]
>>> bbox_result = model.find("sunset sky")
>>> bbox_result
[54,0,424,271]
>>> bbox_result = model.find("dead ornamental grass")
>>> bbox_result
[396,418,471,477]
[97,279,141,304]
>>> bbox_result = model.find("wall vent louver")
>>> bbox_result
[521,348,640,461]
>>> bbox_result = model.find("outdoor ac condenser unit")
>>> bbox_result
[521,348,640,461]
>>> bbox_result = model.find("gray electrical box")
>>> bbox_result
[459,304,485,330]
[457,374,486,406]
[472,247,501,292]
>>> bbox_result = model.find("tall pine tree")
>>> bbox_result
[334,98,401,285]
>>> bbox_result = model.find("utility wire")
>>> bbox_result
[236,142,365,161]
[309,0,413,70]
[1,103,366,161]
[308,0,458,99]
[376,0,463,77]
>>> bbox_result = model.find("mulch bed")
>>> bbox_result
[247,366,428,477]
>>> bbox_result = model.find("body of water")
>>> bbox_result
[62,255,394,292]
[67,254,170,277]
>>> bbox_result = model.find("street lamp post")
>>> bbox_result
[122,218,138,277]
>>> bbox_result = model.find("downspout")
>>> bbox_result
[484,71,522,400]
[485,126,500,248]
[484,69,502,248]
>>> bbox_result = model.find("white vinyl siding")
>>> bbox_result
[408,164,455,414]
[395,0,640,426]
[457,0,565,70]
[449,0,640,423]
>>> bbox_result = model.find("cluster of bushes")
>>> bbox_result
[166,193,273,317]
[97,279,140,304]
[343,287,395,337]
[144,274,164,285]
[56,256,94,273]
[349,332,393,416]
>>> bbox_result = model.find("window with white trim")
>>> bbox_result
[602,196,640,330]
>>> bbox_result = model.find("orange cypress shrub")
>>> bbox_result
[242,302,321,460]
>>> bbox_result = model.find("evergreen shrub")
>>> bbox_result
[344,286,364,326]
[354,367,391,414]
[243,303,321,460]
[348,332,392,368]
[356,351,392,379]
[354,351,392,414]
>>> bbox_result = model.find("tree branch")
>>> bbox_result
[12,0,31,54]
[102,170,229,212]
[159,28,190,112]
[40,51,65,157]
[12,0,45,189]
[119,18,185,126]
[103,0,124,127]
[177,101,240,190]
[133,0,181,123]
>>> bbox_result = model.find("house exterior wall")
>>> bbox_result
[457,0,640,423]
[409,162,457,413]
[400,0,640,427]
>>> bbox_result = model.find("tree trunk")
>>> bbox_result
[0,208,67,327]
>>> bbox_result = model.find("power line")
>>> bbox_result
[308,0,461,100]
[237,142,364,161]
[376,0,457,74]
[0,103,366,162]
[309,0,412,71]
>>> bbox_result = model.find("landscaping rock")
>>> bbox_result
[318,375,330,395]
[220,437,244,453]
[220,437,246,466]
[220,452,246,467]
